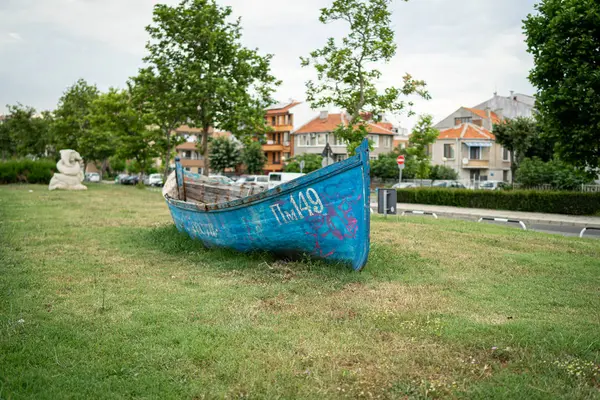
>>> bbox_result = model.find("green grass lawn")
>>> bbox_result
[1,184,599,399]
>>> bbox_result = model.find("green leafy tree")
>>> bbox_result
[371,153,399,180]
[108,156,127,174]
[130,67,187,180]
[0,104,51,158]
[284,153,323,173]
[407,115,438,179]
[144,0,279,175]
[516,158,594,190]
[493,117,542,183]
[242,141,266,174]
[429,165,458,181]
[209,137,241,173]
[302,0,429,155]
[524,0,600,170]
[52,79,99,155]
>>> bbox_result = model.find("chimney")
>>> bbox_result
[484,107,492,130]
[319,110,328,120]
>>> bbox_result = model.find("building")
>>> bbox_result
[473,91,535,120]
[431,123,511,182]
[292,112,395,162]
[434,107,502,130]
[262,101,317,173]
[175,129,233,174]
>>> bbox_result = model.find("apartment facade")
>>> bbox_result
[431,123,511,182]
[292,112,395,162]
[262,102,299,173]
[175,130,233,174]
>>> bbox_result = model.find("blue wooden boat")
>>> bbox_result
[162,138,371,271]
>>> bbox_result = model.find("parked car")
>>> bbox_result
[480,180,505,190]
[432,180,466,189]
[115,174,129,184]
[144,173,164,187]
[267,172,305,189]
[85,172,100,182]
[391,182,416,189]
[122,175,140,185]
[234,175,269,187]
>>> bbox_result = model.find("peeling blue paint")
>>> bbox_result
[165,139,371,271]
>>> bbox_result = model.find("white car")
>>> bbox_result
[146,173,164,187]
[391,182,416,189]
[234,175,269,187]
[85,172,100,182]
[267,172,305,189]
[480,181,504,190]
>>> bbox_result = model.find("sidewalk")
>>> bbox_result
[369,203,600,227]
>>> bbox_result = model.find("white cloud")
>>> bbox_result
[0,0,537,129]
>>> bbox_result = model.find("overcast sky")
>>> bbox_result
[0,0,538,128]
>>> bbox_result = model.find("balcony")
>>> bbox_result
[462,159,489,169]
[263,142,284,151]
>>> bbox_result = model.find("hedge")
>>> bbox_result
[0,159,56,184]
[396,188,600,216]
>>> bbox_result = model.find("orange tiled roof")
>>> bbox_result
[265,101,302,115]
[464,108,502,125]
[294,113,395,135]
[438,123,496,140]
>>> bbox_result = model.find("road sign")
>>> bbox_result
[299,160,305,173]
[396,155,405,165]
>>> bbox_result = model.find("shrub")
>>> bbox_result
[396,188,600,216]
[429,165,459,181]
[0,159,56,184]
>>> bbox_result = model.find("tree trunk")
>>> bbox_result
[202,128,210,176]
[163,129,171,181]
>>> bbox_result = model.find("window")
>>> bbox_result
[368,134,379,147]
[283,132,290,143]
[455,116,472,125]
[298,135,308,146]
[198,168,203,174]
[333,135,346,146]
[469,146,481,160]
[382,136,392,147]
[273,153,280,164]
[443,144,455,159]
[271,116,276,125]
[185,167,191,171]
[369,155,378,161]
[317,133,327,145]
[503,170,509,182]
[269,174,281,182]
[503,147,510,161]
[283,152,291,161]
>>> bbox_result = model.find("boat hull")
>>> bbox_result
[165,140,371,271]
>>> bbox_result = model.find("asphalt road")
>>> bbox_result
[372,208,600,239]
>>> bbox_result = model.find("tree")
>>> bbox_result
[209,137,241,173]
[130,67,186,180]
[429,165,458,181]
[81,90,124,178]
[241,141,266,174]
[52,79,99,155]
[516,158,594,190]
[144,0,279,176]
[0,104,51,158]
[302,0,429,155]
[492,117,540,183]
[371,153,399,180]
[407,115,438,179]
[284,153,323,173]
[524,0,600,170]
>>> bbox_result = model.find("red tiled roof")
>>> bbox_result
[293,113,395,135]
[265,101,302,115]
[464,108,502,125]
[438,123,496,140]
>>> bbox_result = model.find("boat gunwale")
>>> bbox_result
[166,152,364,214]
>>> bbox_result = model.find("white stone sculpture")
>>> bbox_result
[48,150,87,191]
